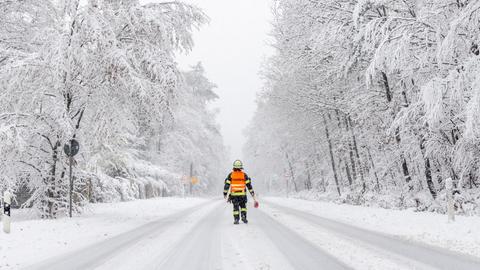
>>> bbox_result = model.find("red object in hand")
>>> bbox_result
[254,201,259,208]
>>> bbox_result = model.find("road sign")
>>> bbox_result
[191,177,199,185]
[3,190,12,233]
[64,139,80,157]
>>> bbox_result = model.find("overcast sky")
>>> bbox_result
[174,0,274,161]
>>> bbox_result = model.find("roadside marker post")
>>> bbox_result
[3,190,12,233]
[445,177,455,223]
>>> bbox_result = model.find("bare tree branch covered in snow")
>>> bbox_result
[245,0,480,214]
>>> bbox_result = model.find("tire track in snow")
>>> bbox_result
[23,200,216,270]
[267,201,480,270]
[261,204,434,270]
[220,203,294,270]
[98,200,223,270]
[253,207,352,270]
[154,202,224,270]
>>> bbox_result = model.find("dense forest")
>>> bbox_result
[2,0,480,218]
[245,0,480,214]
[0,0,226,218]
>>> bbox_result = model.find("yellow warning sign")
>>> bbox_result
[191,176,199,185]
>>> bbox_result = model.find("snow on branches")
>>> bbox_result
[246,0,480,215]
[0,0,223,218]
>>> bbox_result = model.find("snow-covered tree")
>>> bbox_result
[158,63,227,194]
[246,0,480,214]
[0,0,224,218]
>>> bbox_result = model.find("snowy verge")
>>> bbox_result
[0,197,207,269]
[265,197,480,259]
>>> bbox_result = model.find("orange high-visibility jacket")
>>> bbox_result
[230,171,247,193]
[223,170,254,197]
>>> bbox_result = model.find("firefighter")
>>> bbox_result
[223,160,256,224]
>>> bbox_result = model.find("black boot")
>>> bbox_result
[234,217,240,224]
[241,213,248,224]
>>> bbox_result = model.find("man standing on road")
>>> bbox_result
[223,160,256,224]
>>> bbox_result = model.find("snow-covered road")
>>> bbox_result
[15,198,480,270]
[266,202,480,270]
[159,200,350,270]
[25,201,215,270]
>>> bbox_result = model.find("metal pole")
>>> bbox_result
[285,173,289,198]
[189,162,193,195]
[69,156,73,218]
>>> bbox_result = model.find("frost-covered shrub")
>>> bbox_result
[452,189,480,216]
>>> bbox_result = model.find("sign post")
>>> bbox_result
[3,190,12,233]
[64,139,80,218]
[189,162,193,195]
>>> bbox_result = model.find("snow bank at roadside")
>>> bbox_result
[0,197,206,269]
[290,188,480,216]
[265,197,480,259]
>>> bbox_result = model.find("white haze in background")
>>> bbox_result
[171,0,274,161]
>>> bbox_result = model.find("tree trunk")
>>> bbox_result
[381,71,392,102]
[420,137,437,199]
[347,116,365,191]
[305,161,312,190]
[44,138,61,219]
[345,162,353,186]
[424,157,437,199]
[318,169,326,192]
[469,171,478,188]
[284,151,298,193]
[384,73,413,191]
[395,127,413,189]
[345,116,357,182]
[324,115,341,196]
[367,147,381,192]
[401,156,412,186]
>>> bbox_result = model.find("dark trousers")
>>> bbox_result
[231,195,247,219]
